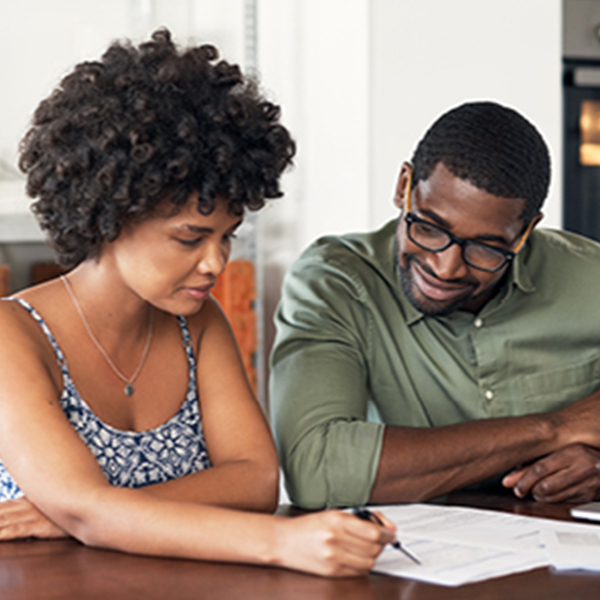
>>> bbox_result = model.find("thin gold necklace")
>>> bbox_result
[61,275,154,397]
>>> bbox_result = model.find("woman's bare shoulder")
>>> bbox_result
[0,279,66,362]
[181,296,235,357]
[0,296,40,347]
[184,296,230,333]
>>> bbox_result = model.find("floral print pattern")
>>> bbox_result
[0,299,211,501]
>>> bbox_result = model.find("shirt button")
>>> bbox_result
[474,318,483,328]
[485,390,494,401]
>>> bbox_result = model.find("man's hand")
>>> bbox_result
[0,497,68,541]
[502,444,600,503]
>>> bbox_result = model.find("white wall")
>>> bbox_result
[257,0,371,259]
[369,0,562,231]
[257,1,373,396]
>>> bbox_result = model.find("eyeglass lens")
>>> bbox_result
[408,219,508,271]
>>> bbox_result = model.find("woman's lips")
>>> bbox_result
[412,262,472,302]
[184,284,214,300]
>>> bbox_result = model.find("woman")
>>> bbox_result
[0,30,393,576]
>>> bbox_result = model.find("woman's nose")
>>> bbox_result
[197,242,227,276]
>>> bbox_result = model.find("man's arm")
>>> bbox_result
[271,247,387,509]
[499,388,600,503]
[371,385,600,503]
[271,247,564,508]
[272,242,600,508]
[271,249,562,508]
[369,414,557,503]
[288,381,600,506]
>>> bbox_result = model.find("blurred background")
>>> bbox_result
[0,0,568,408]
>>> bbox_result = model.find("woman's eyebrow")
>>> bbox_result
[172,218,244,234]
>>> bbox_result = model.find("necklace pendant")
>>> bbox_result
[124,384,134,397]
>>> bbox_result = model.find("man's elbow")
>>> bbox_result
[278,424,381,510]
[280,449,332,510]
[284,472,328,510]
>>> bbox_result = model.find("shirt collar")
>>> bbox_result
[510,240,536,294]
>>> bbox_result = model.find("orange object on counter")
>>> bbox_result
[0,264,10,297]
[211,260,257,394]
[30,262,66,285]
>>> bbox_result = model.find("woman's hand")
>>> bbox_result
[0,497,69,541]
[274,510,396,577]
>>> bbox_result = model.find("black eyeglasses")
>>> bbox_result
[403,167,535,273]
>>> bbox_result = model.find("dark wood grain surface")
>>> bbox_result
[1,490,598,600]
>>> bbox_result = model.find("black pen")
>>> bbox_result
[352,507,422,565]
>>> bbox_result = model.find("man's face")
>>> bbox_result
[394,161,532,316]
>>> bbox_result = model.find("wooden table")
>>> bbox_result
[1,489,599,600]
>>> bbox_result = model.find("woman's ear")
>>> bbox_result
[394,162,413,211]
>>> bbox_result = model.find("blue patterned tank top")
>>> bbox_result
[0,298,211,501]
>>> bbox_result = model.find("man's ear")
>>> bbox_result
[530,212,544,229]
[394,162,413,211]
[513,211,544,253]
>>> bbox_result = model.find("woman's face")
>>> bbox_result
[106,193,243,315]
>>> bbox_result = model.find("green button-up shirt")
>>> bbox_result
[270,220,600,509]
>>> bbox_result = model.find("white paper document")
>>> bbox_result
[369,503,600,587]
[542,524,600,571]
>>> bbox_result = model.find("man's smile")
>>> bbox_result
[410,259,476,303]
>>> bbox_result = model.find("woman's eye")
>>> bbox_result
[177,237,203,247]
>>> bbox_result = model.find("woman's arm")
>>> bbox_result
[0,498,67,540]
[0,298,278,540]
[138,300,280,511]
[0,303,393,576]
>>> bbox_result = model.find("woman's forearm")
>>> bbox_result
[140,458,280,512]
[53,485,394,578]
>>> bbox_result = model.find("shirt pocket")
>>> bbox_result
[518,353,600,412]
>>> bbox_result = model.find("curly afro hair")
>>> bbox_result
[411,101,550,223]
[19,28,296,268]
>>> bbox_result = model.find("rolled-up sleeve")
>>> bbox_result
[270,245,384,509]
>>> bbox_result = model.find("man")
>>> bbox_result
[270,101,600,509]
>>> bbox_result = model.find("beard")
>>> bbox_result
[398,253,481,317]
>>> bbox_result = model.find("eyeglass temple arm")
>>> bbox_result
[404,166,414,213]
[512,217,536,253]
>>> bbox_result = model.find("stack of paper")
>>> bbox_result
[542,525,600,571]
[368,503,600,587]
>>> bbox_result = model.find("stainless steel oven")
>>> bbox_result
[563,0,600,241]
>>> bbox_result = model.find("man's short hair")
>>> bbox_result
[410,101,550,223]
